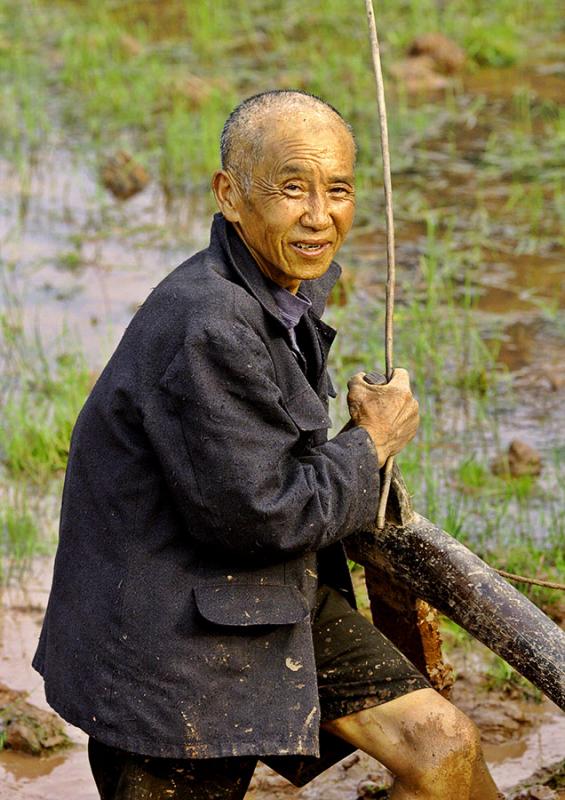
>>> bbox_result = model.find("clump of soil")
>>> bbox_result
[390,32,465,92]
[0,683,70,755]
[407,33,466,74]
[507,759,565,800]
[161,74,231,111]
[100,151,150,200]
[356,777,390,798]
[491,439,543,478]
[448,648,539,745]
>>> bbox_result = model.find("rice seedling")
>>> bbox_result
[0,265,92,487]
[0,0,561,190]
[1,347,92,487]
[0,487,46,583]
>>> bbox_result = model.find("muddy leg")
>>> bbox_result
[322,688,499,800]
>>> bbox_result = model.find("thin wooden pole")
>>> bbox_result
[364,0,396,528]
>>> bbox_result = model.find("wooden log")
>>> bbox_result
[345,465,565,710]
[352,460,454,696]
[364,564,454,696]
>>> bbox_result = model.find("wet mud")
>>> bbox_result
[0,683,70,755]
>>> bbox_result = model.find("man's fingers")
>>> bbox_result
[349,369,411,394]
[389,367,411,391]
[363,370,388,386]
[347,372,368,392]
[346,366,419,462]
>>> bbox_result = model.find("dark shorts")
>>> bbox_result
[89,585,430,799]
[313,584,430,722]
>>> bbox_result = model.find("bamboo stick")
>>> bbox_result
[364,0,396,529]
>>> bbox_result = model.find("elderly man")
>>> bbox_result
[34,90,499,799]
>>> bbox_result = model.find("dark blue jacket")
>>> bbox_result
[33,214,380,761]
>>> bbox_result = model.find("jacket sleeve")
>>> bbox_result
[143,316,380,561]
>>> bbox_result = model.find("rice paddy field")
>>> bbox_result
[1,0,563,595]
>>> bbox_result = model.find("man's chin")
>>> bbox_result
[295,261,334,281]
[284,254,335,278]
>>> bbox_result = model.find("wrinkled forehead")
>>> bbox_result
[254,109,356,176]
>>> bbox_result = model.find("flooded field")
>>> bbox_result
[1,0,564,797]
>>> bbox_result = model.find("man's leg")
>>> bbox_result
[88,737,257,800]
[322,687,498,800]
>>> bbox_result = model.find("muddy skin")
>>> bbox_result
[322,688,499,799]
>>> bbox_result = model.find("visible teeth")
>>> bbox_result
[295,243,323,250]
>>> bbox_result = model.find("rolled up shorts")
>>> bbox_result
[89,584,430,799]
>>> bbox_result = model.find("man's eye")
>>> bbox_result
[284,184,302,193]
[330,186,349,196]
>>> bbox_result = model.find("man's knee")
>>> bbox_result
[390,691,482,787]
[325,687,482,788]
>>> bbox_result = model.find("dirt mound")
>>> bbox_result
[507,758,565,800]
[390,32,465,92]
[408,33,466,74]
[100,151,150,200]
[0,683,70,755]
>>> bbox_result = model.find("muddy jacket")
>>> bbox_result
[33,214,380,762]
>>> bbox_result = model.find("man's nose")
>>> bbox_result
[300,191,331,230]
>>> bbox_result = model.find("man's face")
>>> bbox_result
[216,111,356,293]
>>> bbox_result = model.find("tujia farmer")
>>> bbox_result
[34,90,499,799]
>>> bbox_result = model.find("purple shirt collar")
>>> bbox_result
[269,283,312,332]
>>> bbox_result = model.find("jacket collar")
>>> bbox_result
[209,213,341,325]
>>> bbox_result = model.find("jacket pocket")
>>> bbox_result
[282,389,331,433]
[193,584,310,627]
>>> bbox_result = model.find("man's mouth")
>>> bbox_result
[290,241,331,257]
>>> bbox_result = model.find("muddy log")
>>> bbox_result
[345,467,565,710]
[363,565,455,696]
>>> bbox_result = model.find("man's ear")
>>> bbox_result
[212,170,243,222]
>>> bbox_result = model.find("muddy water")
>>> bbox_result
[0,560,97,800]
[0,151,210,364]
[484,712,565,790]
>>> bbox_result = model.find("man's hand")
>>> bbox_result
[347,368,419,468]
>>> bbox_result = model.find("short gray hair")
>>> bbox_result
[220,90,356,191]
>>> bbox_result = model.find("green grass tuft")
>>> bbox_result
[0,490,44,583]
[1,351,92,486]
